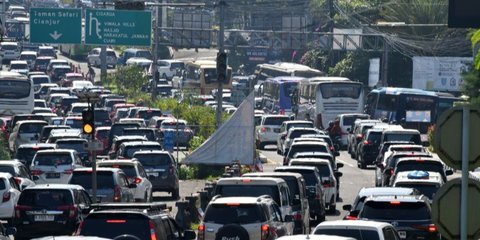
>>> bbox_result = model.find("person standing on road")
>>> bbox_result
[87,64,95,83]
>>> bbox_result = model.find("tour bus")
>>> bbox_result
[182,60,232,94]
[294,77,364,129]
[364,87,439,133]
[260,76,304,115]
[435,92,465,120]
[254,62,324,82]
[0,71,34,116]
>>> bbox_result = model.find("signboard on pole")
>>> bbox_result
[163,131,174,152]
[30,8,82,44]
[368,58,380,87]
[85,9,152,46]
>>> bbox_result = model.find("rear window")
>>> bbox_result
[137,110,161,120]
[134,153,172,167]
[96,130,109,139]
[15,147,53,164]
[288,145,328,158]
[33,153,72,166]
[111,124,140,138]
[366,132,383,144]
[70,171,114,189]
[56,141,87,153]
[264,117,289,126]
[287,123,314,131]
[277,169,317,187]
[215,185,280,206]
[38,49,55,56]
[360,201,431,220]
[124,146,161,158]
[95,110,110,120]
[18,189,73,207]
[106,100,126,108]
[2,44,17,50]
[313,228,380,240]
[0,179,5,190]
[19,123,46,133]
[343,115,369,127]
[32,77,49,85]
[0,166,15,176]
[204,204,266,224]
[100,164,136,178]
[290,129,318,139]
[123,130,155,141]
[396,161,444,175]
[394,183,439,199]
[80,213,150,239]
[291,164,330,178]
[65,119,83,129]
[384,133,421,145]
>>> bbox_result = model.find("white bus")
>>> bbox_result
[254,62,324,82]
[0,71,34,116]
[294,77,364,129]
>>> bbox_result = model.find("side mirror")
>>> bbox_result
[5,227,16,236]
[335,172,343,178]
[347,128,351,133]
[128,183,137,188]
[280,134,286,140]
[184,230,197,240]
[284,215,294,222]
[446,169,454,176]
[336,162,344,169]
[342,204,352,211]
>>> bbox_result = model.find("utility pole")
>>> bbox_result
[151,3,159,101]
[381,39,389,87]
[100,2,108,84]
[215,0,226,129]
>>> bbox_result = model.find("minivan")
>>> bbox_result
[380,128,422,146]
[118,48,152,65]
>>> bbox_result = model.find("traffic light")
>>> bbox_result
[114,1,145,10]
[82,109,95,135]
[216,51,228,84]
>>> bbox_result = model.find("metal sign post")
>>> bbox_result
[461,106,470,240]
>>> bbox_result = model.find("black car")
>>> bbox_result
[379,152,433,187]
[123,127,158,142]
[14,143,56,168]
[13,184,92,240]
[94,108,112,127]
[49,65,72,83]
[274,166,326,223]
[356,128,387,169]
[77,203,196,240]
[108,122,142,150]
[358,195,439,240]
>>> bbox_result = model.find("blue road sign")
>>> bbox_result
[163,131,174,152]
[5,21,24,39]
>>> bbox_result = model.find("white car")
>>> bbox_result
[71,80,94,93]
[96,159,153,202]
[0,173,21,221]
[30,149,84,184]
[9,60,29,75]
[289,158,338,213]
[0,161,35,191]
[255,115,291,150]
[8,120,48,152]
[312,220,402,240]
[278,235,355,240]
[381,144,427,167]
[0,42,20,61]
[87,47,117,68]
[126,57,153,71]
[391,170,444,200]
[20,51,37,69]
[150,59,184,80]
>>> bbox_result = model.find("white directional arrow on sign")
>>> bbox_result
[49,31,62,40]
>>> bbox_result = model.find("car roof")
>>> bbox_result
[32,236,111,240]
[284,120,314,124]
[16,120,48,125]
[25,184,85,191]
[364,194,428,203]
[290,141,329,147]
[217,177,286,185]
[55,138,87,142]
[275,166,317,171]
[396,157,440,164]
[389,144,424,149]
[114,135,148,140]
[0,160,23,166]
[74,167,122,173]
[242,172,303,179]
[394,171,443,184]
[293,152,332,157]
[36,149,76,154]
[210,196,271,204]
[133,150,171,155]
[0,172,13,178]
[290,159,331,165]
[316,220,392,229]
[278,235,355,240]
[119,141,161,147]
[97,159,139,166]
[357,187,418,198]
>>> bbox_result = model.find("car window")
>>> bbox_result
[204,204,265,224]
[314,228,380,240]
[0,179,6,190]
[18,189,73,207]
[134,153,173,167]
[263,117,289,126]
[9,177,19,190]
[383,227,399,240]
[280,186,289,206]
[100,164,137,178]
[0,166,15,176]
[360,201,431,220]
[269,204,281,221]
[33,153,72,166]
[80,213,150,239]
[70,171,114,189]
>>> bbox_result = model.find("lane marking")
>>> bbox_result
[338,159,354,168]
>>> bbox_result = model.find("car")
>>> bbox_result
[274,166,326,223]
[117,141,163,159]
[31,75,51,92]
[97,159,153,202]
[56,96,80,116]
[126,57,152,70]
[46,129,82,144]
[334,113,370,147]
[347,119,385,158]
[94,126,111,155]
[132,150,180,199]
[32,107,52,115]
[77,203,195,240]
[117,48,152,65]
[19,51,38,70]
[158,119,194,148]
[0,173,21,223]
[109,135,148,159]
[55,138,89,165]
[71,80,94,93]
[9,60,29,75]
[0,42,20,61]
[46,93,69,110]
[242,172,310,234]
[356,125,391,169]
[279,127,323,155]
[299,134,339,156]
[122,127,157,142]
[34,99,48,108]
[37,46,57,59]
[93,108,112,127]
[342,187,420,220]
[87,48,117,68]
[380,128,422,147]
[8,120,48,152]
[357,195,439,240]
[150,59,185,80]
[46,59,69,75]
[67,102,89,116]
[49,65,72,83]
[30,149,84,184]
[392,170,444,200]
[14,143,56,168]
[13,184,93,239]
[378,143,427,168]
[58,73,85,88]
[312,220,401,240]
[277,235,355,240]
[288,159,339,214]
[148,116,175,129]
[118,118,146,127]
[63,116,83,129]
[0,160,35,190]
[199,196,293,240]
[69,168,136,203]
[284,141,332,165]
[135,108,162,121]
[109,103,135,121]
[256,115,291,150]
[104,98,127,113]
[390,157,452,186]
[33,56,55,72]
[379,152,434,187]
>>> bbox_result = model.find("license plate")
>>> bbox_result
[273,129,280,133]
[148,172,159,177]
[398,231,406,239]
[46,172,60,178]
[95,122,102,126]
[34,215,54,222]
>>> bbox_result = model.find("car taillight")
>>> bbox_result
[149,220,157,240]
[413,224,437,233]
[13,177,21,186]
[261,127,267,132]
[279,109,285,115]
[323,183,331,188]
[31,169,44,176]
[58,205,77,218]
[293,212,302,221]
[64,169,73,174]
[330,146,335,151]
[345,215,358,220]
[363,140,369,145]
[113,185,121,202]
[261,224,270,240]
[2,192,10,202]
[169,165,175,175]
[315,192,321,200]
[390,169,394,176]
[130,177,142,184]
[356,134,363,139]
[15,205,32,218]
[197,224,205,240]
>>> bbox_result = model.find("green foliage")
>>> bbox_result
[461,69,480,107]
[471,30,480,70]
[328,52,377,85]
[0,134,10,160]
[178,165,197,180]
[105,65,148,100]
[188,136,206,152]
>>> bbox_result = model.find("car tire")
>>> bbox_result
[276,148,282,155]
[316,213,325,223]
[172,188,180,200]
[215,224,250,240]
[327,201,336,214]
[358,154,366,169]
[257,142,265,150]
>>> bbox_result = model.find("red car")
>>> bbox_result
[95,126,111,155]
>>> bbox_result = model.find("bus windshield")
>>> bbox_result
[0,80,30,98]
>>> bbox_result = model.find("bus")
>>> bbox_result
[260,76,304,115]
[254,62,324,82]
[435,92,465,120]
[0,71,34,116]
[182,60,232,94]
[364,87,438,133]
[294,77,364,129]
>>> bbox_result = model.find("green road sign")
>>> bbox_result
[30,8,81,44]
[85,9,151,46]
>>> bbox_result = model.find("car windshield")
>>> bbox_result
[18,189,73,208]
[134,153,172,167]
[313,228,380,240]
[360,201,431,220]
[0,166,15,176]
[395,183,439,199]
[70,171,114,189]
[19,123,46,133]
[204,204,265,224]
[343,115,369,127]
[80,213,149,239]
[56,141,87,154]
[33,153,72,166]
[125,146,161,158]
[264,117,289,126]
[215,185,280,206]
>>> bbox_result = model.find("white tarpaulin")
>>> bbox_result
[412,56,472,91]
[368,58,380,87]
[183,92,255,165]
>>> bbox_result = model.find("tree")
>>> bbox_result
[106,65,148,100]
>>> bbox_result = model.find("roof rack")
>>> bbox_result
[90,203,167,212]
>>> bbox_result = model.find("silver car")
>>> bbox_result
[8,120,48,152]
[30,149,83,184]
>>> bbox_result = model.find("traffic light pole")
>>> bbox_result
[215,1,226,129]
[87,98,98,203]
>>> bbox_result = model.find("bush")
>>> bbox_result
[178,165,197,180]
[189,136,206,152]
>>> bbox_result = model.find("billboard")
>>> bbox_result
[412,56,472,92]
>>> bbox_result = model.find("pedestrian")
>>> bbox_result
[87,64,95,82]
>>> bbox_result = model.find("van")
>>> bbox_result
[335,113,370,147]
[213,177,293,225]
[149,59,185,80]
[0,42,20,61]
[380,128,421,146]
[118,48,152,65]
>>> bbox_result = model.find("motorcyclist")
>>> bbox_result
[329,119,342,140]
